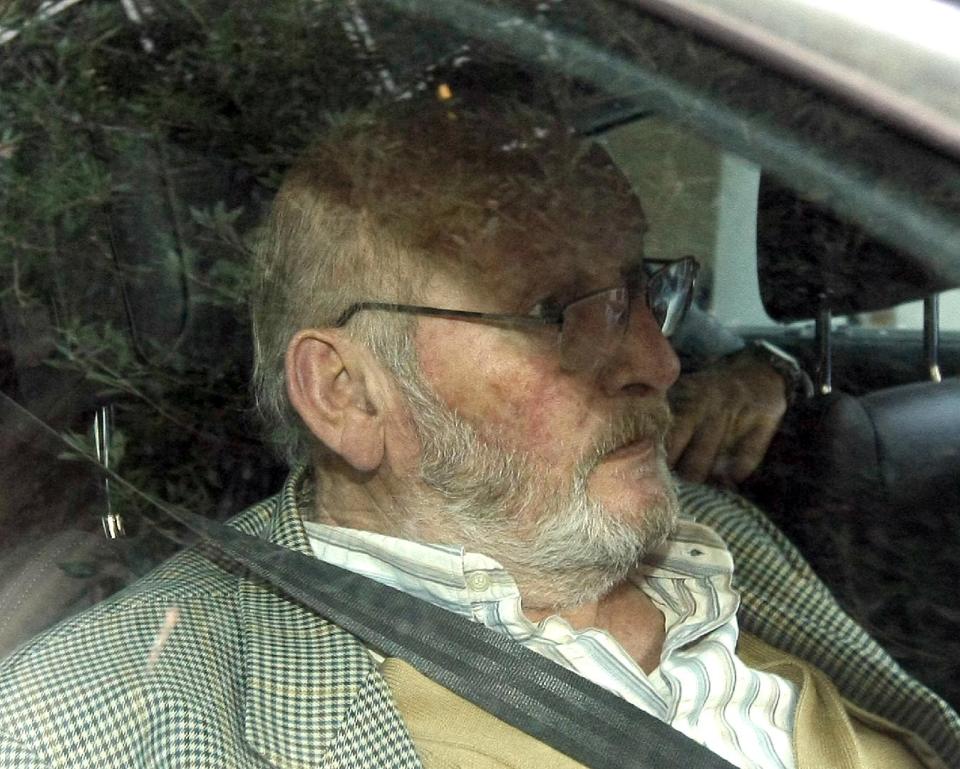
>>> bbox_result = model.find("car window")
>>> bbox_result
[2,0,960,764]
[864,292,960,331]
[604,115,960,334]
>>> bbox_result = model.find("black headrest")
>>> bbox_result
[756,177,959,322]
[797,381,960,516]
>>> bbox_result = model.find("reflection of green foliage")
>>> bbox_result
[0,0,376,563]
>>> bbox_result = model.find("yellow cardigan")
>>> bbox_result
[380,632,929,769]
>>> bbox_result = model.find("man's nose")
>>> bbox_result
[601,301,681,396]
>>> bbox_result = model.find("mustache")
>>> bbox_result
[587,401,673,463]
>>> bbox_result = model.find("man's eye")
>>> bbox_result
[529,297,564,321]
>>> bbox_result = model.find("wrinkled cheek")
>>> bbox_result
[482,374,552,441]
[416,327,589,463]
[480,372,592,466]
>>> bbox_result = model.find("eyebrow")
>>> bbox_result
[519,251,645,308]
[556,256,644,296]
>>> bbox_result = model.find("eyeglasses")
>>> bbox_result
[335,256,699,371]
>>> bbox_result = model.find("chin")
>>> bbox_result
[589,448,677,525]
[510,457,680,610]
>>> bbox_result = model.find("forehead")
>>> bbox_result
[311,99,647,303]
[427,145,648,302]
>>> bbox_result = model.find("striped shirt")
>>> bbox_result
[304,518,799,769]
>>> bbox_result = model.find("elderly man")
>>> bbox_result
[0,88,956,769]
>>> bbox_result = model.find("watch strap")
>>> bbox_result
[749,339,814,405]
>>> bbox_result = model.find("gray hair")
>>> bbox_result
[250,152,418,467]
[250,98,613,467]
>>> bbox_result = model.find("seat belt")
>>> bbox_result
[1,394,735,769]
[177,505,737,769]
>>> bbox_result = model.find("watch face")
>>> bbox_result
[751,341,813,402]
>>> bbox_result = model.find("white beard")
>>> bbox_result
[395,363,680,611]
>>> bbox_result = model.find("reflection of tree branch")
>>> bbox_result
[172,0,210,30]
[1,233,54,254]
[55,191,112,213]
[57,322,239,402]
[9,60,146,137]
[190,233,250,258]
[182,271,245,305]
[11,258,27,306]
[154,137,190,357]
[55,340,233,445]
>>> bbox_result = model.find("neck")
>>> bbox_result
[526,579,666,674]
[307,462,409,534]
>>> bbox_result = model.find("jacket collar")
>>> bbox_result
[237,466,421,768]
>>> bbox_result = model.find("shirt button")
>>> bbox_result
[467,572,491,591]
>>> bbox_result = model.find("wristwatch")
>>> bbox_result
[748,339,815,405]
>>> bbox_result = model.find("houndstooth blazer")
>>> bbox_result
[1,469,958,769]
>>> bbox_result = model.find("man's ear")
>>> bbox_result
[285,329,385,472]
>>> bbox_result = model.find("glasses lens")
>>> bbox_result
[647,257,698,336]
[559,287,629,371]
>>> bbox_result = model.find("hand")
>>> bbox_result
[666,351,788,484]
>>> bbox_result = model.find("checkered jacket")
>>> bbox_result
[1,472,958,769]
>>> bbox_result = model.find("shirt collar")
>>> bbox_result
[302,516,733,624]
[641,518,734,579]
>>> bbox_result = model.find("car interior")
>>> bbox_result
[1,0,959,749]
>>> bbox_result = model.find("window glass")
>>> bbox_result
[605,117,960,334]
[859,291,960,330]
[2,0,960,762]
[603,118,773,330]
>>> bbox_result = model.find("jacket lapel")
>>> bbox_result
[237,468,422,769]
